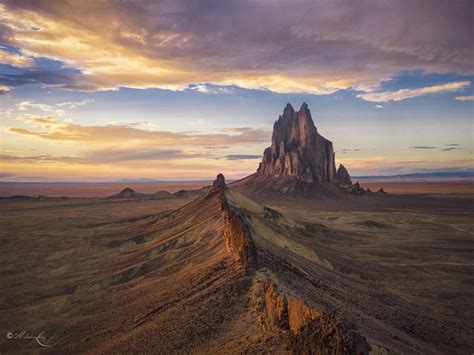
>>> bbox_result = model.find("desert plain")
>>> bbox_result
[0,178,473,353]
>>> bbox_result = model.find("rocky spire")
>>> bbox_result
[257,103,337,183]
[213,173,226,189]
[335,164,352,186]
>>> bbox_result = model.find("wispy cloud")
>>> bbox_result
[408,145,463,152]
[442,147,462,151]
[221,154,261,160]
[16,99,93,115]
[358,81,471,103]
[187,84,235,95]
[455,95,474,101]
[7,115,270,147]
[56,99,93,109]
[341,148,361,154]
[0,149,201,164]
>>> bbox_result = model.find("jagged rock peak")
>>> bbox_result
[257,103,336,183]
[213,173,226,189]
[336,164,352,186]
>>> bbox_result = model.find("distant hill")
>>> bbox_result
[106,187,210,200]
[354,171,474,180]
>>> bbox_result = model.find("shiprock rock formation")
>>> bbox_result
[257,103,336,183]
[233,103,369,196]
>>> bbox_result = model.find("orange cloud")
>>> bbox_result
[8,115,270,146]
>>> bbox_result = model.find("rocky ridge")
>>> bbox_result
[211,174,369,353]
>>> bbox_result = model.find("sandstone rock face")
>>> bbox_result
[252,280,370,354]
[257,103,337,183]
[336,164,352,186]
[213,173,226,189]
[222,208,257,269]
[211,173,257,269]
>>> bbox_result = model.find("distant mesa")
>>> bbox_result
[107,187,181,200]
[110,187,146,199]
[152,190,172,199]
[119,187,138,198]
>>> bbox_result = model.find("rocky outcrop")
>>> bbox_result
[223,208,257,269]
[213,173,226,189]
[287,313,371,355]
[108,187,146,199]
[288,298,322,333]
[336,164,352,186]
[211,173,257,269]
[152,190,172,199]
[350,182,366,195]
[256,282,289,330]
[252,280,370,354]
[257,103,337,183]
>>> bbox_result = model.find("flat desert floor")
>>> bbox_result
[1,179,473,198]
[0,181,211,198]
[0,180,473,353]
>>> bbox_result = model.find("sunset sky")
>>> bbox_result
[0,0,473,181]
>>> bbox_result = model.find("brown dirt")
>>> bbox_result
[0,181,473,354]
[358,179,474,195]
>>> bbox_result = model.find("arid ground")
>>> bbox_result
[0,180,473,353]
[1,180,473,198]
[0,181,211,198]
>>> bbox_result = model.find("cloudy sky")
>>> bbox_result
[0,0,472,181]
